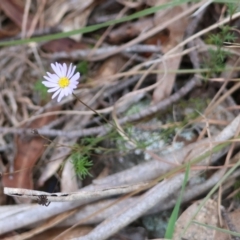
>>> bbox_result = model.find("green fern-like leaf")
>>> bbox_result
[71,152,93,180]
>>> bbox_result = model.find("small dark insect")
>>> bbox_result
[37,195,51,207]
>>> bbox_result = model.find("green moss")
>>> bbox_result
[34,79,48,100]
[76,61,88,75]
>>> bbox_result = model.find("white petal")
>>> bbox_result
[67,63,72,78]
[57,90,65,102]
[69,82,77,89]
[70,72,80,83]
[52,88,61,99]
[57,63,64,77]
[44,73,57,83]
[62,63,67,76]
[43,76,54,82]
[48,87,60,92]
[42,81,58,88]
[46,73,59,82]
[69,65,76,78]
[51,63,61,77]
[67,86,73,94]
[63,88,69,96]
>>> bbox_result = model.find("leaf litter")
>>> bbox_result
[0,0,240,240]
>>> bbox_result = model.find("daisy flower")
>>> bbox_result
[42,62,80,102]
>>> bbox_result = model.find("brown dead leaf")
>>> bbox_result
[0,0,33,29]
[229,209,240,231]
[108,17,154,44]
[44,0,94,41]
[41,38,88,53]
[62,4,94,42]
[173,199,218,240]
[2,112,58,202]
[0,22,20,39]
[214,209,240,240]
[94,55,126,80]
[152,2,188,103]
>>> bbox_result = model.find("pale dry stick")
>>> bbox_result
[30,43,45,74]
[17,76,139,126]
[76,116,240,240]
[224,123,240,168]
[92,49,195,81]
[2,208,79,240]
[93,138,227,187]
[0,117,238,235]
[171,8,202,144]
[218,184,223,227]
[0,169,231,232]
[112,57,167,117]
[3,51,42,73]
[75,173,187,240]
[93,113,240,187]
[17,96,41,110]
[87,6,129,59]
[117,0,143,8]
[111,92,178,168]
[56,169,234,227]
[46,46,195,84]
[133,55,165,91]
[47,44,162,60]
[21,0,31,39]
[89,0,205,61]
[0,189,104,235]
[206,81,240,118]
[226,186,240,200]
[0,168,232,240]
[4,183,149,202]
[189,80,240,141]
[15,59,178,129]
[0,94,19,126]
[27,0,46,38]
[0,76,201,137]
[191,0,212,17]
[111,59,166,143]
[217,117,240,226]
[19,81,201,128]
[204,57,240,117]
[165,11,240,58]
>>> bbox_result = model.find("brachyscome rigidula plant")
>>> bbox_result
[42,62,80,102]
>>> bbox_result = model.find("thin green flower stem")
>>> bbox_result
[72,93,134,143]
[72,93,112,127]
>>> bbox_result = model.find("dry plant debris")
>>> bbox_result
[0,1,240,240]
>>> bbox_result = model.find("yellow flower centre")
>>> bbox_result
[58,77,70,88]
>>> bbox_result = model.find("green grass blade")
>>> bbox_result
[193,220,240,237]
[164,163,190,239]
[0,0,195,47]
